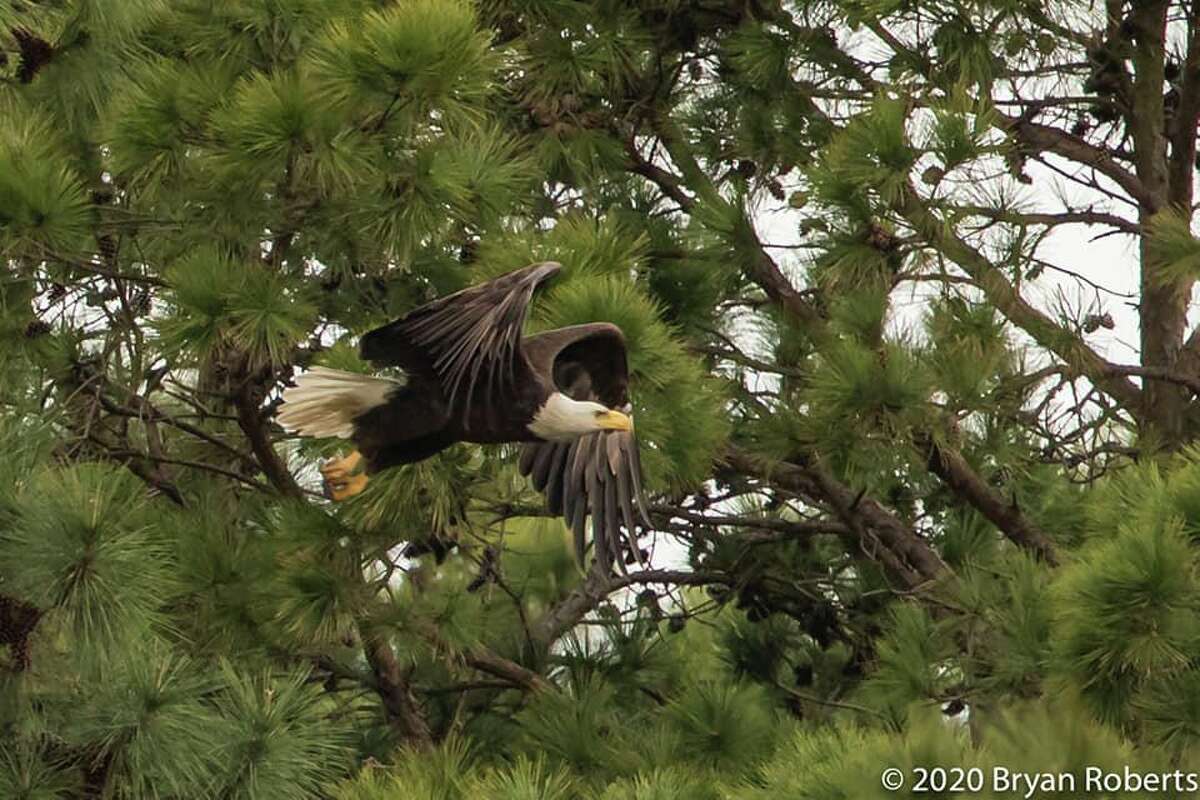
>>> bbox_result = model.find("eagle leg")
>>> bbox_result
[320,451,368,501]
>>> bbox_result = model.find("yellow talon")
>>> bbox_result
[320,450,363,481]
[324,472,368,501]
[320,451,368,501]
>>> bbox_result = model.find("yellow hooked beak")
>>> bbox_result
[596,409,633,432]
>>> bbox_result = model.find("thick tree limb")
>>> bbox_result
[723,446,949,589]
[410,617,555,694]
[1102,364,1200,396]
[995,111,1155,210]
[651,504,847,537]
[358,626,433,748]
[97,446,275,495]
[895,182,1144,412]
[1168,12,1200,208]
[1125,0,1170,211]
[948,204,1140,236]
[0,594,41,672]
[626,149,695,210]
[235,381,303,499]
[913,432,1059,566]
[461,646,553,693]
[530,566,733,648]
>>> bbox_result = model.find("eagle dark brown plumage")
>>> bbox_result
[278,262,652,573]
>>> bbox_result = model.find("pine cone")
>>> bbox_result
[793,663,813,686]
[24,319,51,338]
[12,28,54,84]
[97,234,118,261]
[0,594,41,672]
[9,639,30,671]
[132,289,153,316]
[1083,312,1115,333]
[866,221,898,253]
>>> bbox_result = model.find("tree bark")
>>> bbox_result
[359,627,434,749]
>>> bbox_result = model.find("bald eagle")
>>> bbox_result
[277,262,652,572]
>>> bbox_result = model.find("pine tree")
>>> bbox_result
[7,0,1200,797]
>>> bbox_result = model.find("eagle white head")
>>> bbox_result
[528,392,633,441]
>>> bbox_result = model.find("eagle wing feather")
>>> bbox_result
[517,324,652,573]
[359,262,561,426]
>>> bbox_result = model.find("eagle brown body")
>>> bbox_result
[278,262,651,573]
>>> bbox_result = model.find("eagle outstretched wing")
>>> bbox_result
[517,323,653,573]
[359,261,561,425]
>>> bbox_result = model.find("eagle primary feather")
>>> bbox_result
[278,261,652,572]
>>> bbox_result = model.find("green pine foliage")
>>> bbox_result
[0,465,174,659]
[7,0,1200,796]
[214,665,354,800]
[0,101,92,256]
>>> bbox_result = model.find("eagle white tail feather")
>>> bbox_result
[277,366,400,439]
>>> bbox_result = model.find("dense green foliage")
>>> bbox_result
[5,0,1200,797]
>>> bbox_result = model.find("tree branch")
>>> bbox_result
[529,565,733,648]
[913,431,1059,566]
[625,146,695,210]
[461,646,554,693]
[234,381,303,499]
[723,446,950,589]
[948,204,1140,236]
[358,625,433,748]
[1168,9,1200,207]
[650,504,847,537]
[995,110,1155,210]
[895,181,1145,411]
